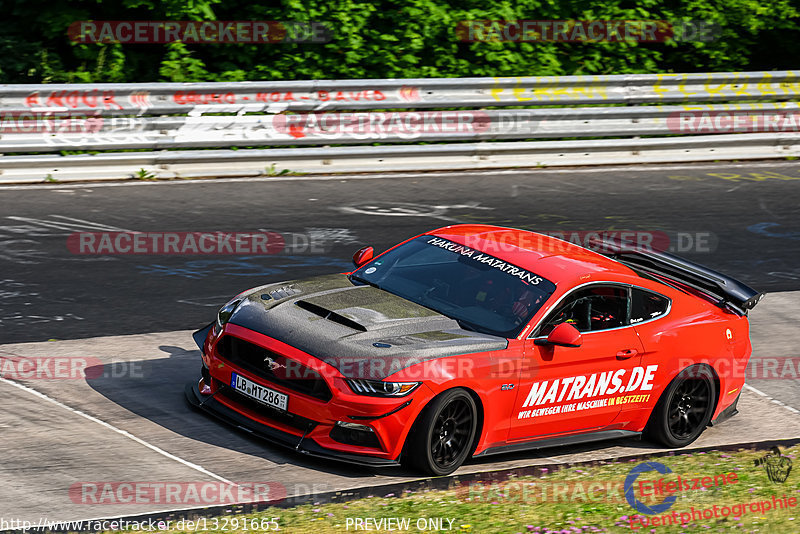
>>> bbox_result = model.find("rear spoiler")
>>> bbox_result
[588,236,765,316]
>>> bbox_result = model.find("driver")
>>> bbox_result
[474,276,541,323]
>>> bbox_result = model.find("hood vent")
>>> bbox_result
[269,285,301,300]
[296,300,367,332]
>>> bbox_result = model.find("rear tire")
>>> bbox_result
[404,389,477,476]
[644,365,716,448]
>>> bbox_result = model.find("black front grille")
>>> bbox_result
[218,384,318,432]
[217,335,333,401]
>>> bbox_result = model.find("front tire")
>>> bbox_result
[404,389,477,476]
[645,365,716,448]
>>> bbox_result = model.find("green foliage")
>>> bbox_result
[1,0,798,83]
[159,41,210,81]
[133,168,157,180]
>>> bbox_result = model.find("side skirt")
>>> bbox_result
[474,429,641,458]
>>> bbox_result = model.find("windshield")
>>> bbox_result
[351,235,556,338]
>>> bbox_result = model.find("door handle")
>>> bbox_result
[616,348,638,359]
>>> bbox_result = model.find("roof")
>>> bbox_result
[430,224,639,286]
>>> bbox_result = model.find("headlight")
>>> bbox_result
[216,299,242,329]
[346,379,421,397]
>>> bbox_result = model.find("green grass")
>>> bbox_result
[104,445,800,534]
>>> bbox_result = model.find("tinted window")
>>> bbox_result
[539,285,629,334]
[630,288,670,323]
[351,236,556,338]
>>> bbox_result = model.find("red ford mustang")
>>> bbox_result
[186,225,763,475]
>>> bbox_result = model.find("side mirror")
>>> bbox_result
[534,322,582,347]
[352,246,374,268]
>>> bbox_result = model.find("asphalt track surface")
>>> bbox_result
[1,160,800,523]
[1,160,800,344]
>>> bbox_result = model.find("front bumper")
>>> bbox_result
[185,380,401,468]
[188,322,432,467]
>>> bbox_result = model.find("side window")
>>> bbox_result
[630,288,670,324]
[539,285,629,334]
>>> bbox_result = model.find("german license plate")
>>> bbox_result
[230,372,288,411]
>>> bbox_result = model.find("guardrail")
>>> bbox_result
[2,71,800,182]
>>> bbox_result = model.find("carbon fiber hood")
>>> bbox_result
[227,273,508,379]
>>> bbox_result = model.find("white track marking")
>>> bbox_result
[48,215,131,232]
[5,215,130,233]
[0,376,236,485]
[744,384,800,414]
[1,160,799,190]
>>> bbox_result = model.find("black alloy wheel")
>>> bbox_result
[404,388,478,476]
[668,377,712,440]
[645,365,716,448]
